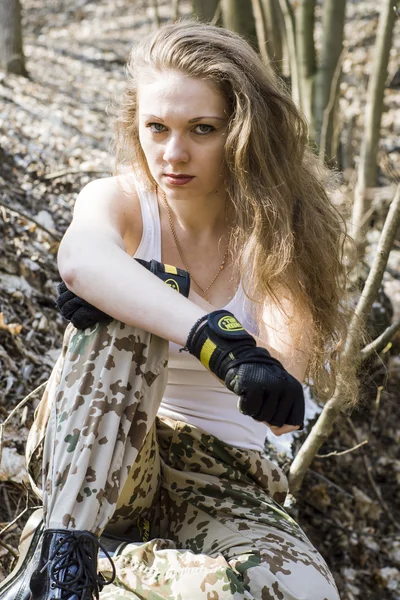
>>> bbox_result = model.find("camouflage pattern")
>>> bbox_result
[26,319,340,599]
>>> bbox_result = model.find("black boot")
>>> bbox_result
[0,510,130,600]
[0,510,44,600]
[29,529,116,600]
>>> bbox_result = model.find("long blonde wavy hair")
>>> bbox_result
[114,21,360,404]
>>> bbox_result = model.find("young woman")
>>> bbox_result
[20,20,354,600]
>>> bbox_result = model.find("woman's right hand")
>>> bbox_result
[183,309,305,429]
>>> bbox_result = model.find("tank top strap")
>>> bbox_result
[132,183,162,262]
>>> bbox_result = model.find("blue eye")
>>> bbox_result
[194,124,215,135]
[148,123,166,133]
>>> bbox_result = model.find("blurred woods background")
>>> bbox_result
[0,0,399,598]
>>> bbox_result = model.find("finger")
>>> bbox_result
[248,387,280,422]
[238,389,278,420]
[284,394,305,428]
[266,396,293,427]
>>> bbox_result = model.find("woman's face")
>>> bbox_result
[138,70,229,200]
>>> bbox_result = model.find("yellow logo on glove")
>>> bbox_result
[218,316,244,332]
[165,278,180,292]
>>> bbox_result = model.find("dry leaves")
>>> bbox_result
[0,313,22,336]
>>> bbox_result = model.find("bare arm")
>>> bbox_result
[58,178,206,346]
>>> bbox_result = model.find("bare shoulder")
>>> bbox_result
[69,173,142,252]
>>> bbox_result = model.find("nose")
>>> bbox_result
[163,134,189,165]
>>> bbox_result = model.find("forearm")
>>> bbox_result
[59,239,205,346]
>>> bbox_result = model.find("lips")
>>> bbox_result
[164,174,195,186]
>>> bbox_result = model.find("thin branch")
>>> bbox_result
[345,184,400,357]
[316,439,368,458]
[0,198,61,241]
[289,184,400,494]
[360,316,400,361]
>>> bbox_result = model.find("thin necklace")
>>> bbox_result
[160,189,230,301]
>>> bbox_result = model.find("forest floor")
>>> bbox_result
[0,1,400,598]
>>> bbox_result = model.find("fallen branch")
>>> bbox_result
[289,184,400,494]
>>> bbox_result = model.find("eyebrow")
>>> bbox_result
[140,114,227,122]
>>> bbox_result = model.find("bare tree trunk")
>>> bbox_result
[221,0,259,52]
[171,0,180,21]
[351,0,399,250]
[295,0,317,133]
[251,0,268,63]
[261,0,284,74]
[0,0,27,76]
[313,0,346,157]
[289,184,400,494]
[150,0,160,28]
[319,48,345,162]
[192,0,220,22]
[278,0,300,105]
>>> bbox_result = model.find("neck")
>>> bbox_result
[158,187,229,238]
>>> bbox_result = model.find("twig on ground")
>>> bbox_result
[43,168,110,180]
[308,469,354,499]
[0,504,42,537]
[0,381,47,465]
[0,198,61,241]
[0,537,18,560]
[347,417,400,531]
[316,439,368,458]
[2,486,13,522]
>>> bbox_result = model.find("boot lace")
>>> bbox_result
[41,531,116,599]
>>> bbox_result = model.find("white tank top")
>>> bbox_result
[132,185,269,452]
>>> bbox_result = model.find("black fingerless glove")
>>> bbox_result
[183,309,305,428]
[56,259,191,329]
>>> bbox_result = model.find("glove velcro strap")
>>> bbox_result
[188,310,255,375]
[135,259,190,298]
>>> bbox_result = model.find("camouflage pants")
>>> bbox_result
[26,320,340,599]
